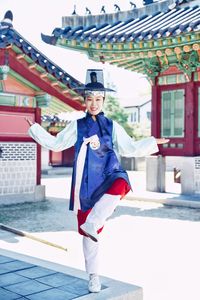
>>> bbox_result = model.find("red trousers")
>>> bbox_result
[77,178,131,236]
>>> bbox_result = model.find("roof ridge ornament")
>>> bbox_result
[85,7,91,15]
[72,5,77,15]
[130,1,137,9]
[0,10,13,28]
[100,6,106,14]
[114,4,121,11]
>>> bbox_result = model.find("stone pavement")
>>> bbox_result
[0,254,90,300]
[1,169,200,300]
[0,229,142,300]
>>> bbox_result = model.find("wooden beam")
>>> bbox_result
[40,72,47,77]
[51,82,59,87]
[62,89,70,94]
[16,53,26,60]
[8,51,84,110]
[28,63,37,69]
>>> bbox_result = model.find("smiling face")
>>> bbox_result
[85,94,104,116]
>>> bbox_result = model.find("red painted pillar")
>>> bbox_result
[194,81,200,155]
[35,107,41,185]
[151,84,159,138]
[184,80,195,156]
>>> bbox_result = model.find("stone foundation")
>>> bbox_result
[146,155,200,195]
[0,142,45,205]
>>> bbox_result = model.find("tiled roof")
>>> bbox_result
[41,2,200,79]
[0,13,85,97]
[42,4,199,45]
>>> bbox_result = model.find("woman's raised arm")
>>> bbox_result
[25,118,77,152]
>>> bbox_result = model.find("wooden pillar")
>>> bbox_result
[151,84,159,137]
[35,107,41,185]
[184,80,195,156]
[194,81,200,155]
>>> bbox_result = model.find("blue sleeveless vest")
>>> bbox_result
[69,112,130,212]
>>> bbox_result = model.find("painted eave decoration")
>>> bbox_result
[41,0,200,80]
[0,11,85,110]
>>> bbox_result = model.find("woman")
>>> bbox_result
[26,74,168,293]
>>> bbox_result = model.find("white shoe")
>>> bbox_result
[80,222,98,242]
[88,274,101,293]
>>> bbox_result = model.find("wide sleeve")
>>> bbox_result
[112,120,159,157]
[28,121,77,152]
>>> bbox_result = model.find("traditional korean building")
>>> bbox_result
[0,11,85,204]
[41,0,200,194]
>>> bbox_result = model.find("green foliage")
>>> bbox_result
[104,93,133,137]
[130,123,151,140]
[103,80,151,140]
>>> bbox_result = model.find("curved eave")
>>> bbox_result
[0,27,85,110]
[41,2,200,73]
[52,30,200,73]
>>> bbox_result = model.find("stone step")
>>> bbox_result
[42,167,73,175]
[0,248,143,300]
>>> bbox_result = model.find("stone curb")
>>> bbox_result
[125,192,200,209]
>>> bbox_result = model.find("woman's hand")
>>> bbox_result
[156,138,170,144]
[25,117,34,126]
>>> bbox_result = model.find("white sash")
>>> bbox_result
[73,134,100,212]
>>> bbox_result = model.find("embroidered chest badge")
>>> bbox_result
[90,135,100,150]
[83,135,100,150]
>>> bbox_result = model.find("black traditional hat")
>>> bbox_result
[76,69,115,96]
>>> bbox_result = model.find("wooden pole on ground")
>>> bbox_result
[0,223,67,252]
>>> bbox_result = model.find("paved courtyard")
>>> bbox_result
[0,254,90,300]
[0,172,200,300]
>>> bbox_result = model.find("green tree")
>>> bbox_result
[104,79,150,140]
[130,123,150,140]
[104,93,133,137]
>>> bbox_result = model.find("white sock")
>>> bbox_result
[83,236,99,274]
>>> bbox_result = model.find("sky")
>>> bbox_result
[0,0,151,106]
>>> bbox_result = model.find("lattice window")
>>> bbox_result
[161,89,185,137]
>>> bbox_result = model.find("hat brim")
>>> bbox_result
[75,86,116,92]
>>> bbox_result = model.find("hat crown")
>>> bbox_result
[85,69,105,90]
[75,69,115,93]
